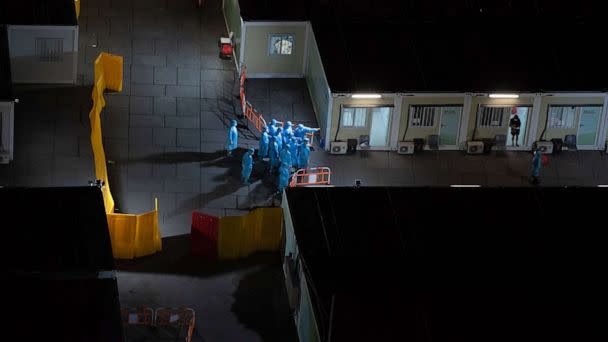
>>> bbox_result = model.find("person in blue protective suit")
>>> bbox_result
[530,148,542,185]
[275,127,283,152]
[294,123,320,139]
[258,125,270,159]
[290,138,299,167]
[241,147,255,184]
[298,137,311,169]
[226,119,238,156]
[278,162,290,194]
[284,121,294,137]
[280,143,292,168]
[268,119,279,137]
[269,138,280,173]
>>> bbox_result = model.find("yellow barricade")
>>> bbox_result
[89,52,161,259]
[75,0,81,19]
[217,208,283,260]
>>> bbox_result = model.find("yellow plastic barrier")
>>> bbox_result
[89,52,161,259]
[217,208,283,260]
[75,0,80,19]
[107,199,163,259]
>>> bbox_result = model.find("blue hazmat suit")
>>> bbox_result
[532,150,542,177]
[278,163,290,193]
[294,124,318,139]
[280,145,292,168]
[284,121,294,137]
[269,140,280,172]
[290,139,299,167]
[268,119,279,136]
[241,148,254,183]
[259,129,270,158]
[275,129,283,152]
[283,131,292,147]
[226,120,238,152]
[298,139,310,169]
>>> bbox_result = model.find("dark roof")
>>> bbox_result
[8,278,124,342]
[239,0,608,92]
[1,0,77,26]
[0,25,11,101]
[285,187,608,342]
[1,187,115,273]
[2,187,122,341]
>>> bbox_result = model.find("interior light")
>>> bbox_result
[598,185,608,188]
[489,94,519,99]
[351,94,382,99]
[450,185,481,188]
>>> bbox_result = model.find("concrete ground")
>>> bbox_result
[1,0,607,341]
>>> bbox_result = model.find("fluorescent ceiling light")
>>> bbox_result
[450,185,481,188]
[489,94,519,99]
[598,185,608,188]
[351,94,382,99]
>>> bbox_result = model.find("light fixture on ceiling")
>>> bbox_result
[450,185,481,188]
[351,94,382,99]
[489,94,519,99]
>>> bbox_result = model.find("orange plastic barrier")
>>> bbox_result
[289,167,332,187]
[89,52,161,259]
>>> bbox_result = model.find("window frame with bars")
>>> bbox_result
[409,106,440,128]
[477,106,510,128]
[35,37,64,62]
[268,34,295,56]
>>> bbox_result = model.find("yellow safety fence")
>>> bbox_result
[217,208,283,260]
[75,0,80,19]
[90,52,162,259]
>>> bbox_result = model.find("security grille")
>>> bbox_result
[35,38,63,62]
[410,106,436,127]
[479,106,507,127]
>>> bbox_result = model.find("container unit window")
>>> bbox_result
[35,38,64,62]
[479,106,509,127]
[410,106,437,127]
[341,107,367,128]
[269,34,294,55]
[548,106,577,129]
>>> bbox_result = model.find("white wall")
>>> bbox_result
[8,25,78,84]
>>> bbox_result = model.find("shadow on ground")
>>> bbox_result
[116,234,279,277]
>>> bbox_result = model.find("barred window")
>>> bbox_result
[548,106,576,129]
[410,106,437,127]
[269,34,294,55]
[35,38,63,62]
[479,106,508,127]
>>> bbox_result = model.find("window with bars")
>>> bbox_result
[479,106,508,127]
[35,38,64,62]
[410,106,437,127]
[548,106,577,129]
[341,107,367,128]
[269,34,294,55]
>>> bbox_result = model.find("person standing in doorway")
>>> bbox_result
[509,109,522,147]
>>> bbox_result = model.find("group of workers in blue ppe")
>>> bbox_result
[259,120,318,193]
[227,117,319,192]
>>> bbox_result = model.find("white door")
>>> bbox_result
[577,106,602,147]
[438,107,461,147]
[369,107,392,147]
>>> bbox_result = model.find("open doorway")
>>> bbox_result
[506,106,529,147]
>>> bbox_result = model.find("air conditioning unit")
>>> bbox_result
[535,141,553,154]
[466,141,484,154]
[397,141,415,155]
[330,141,347,155]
